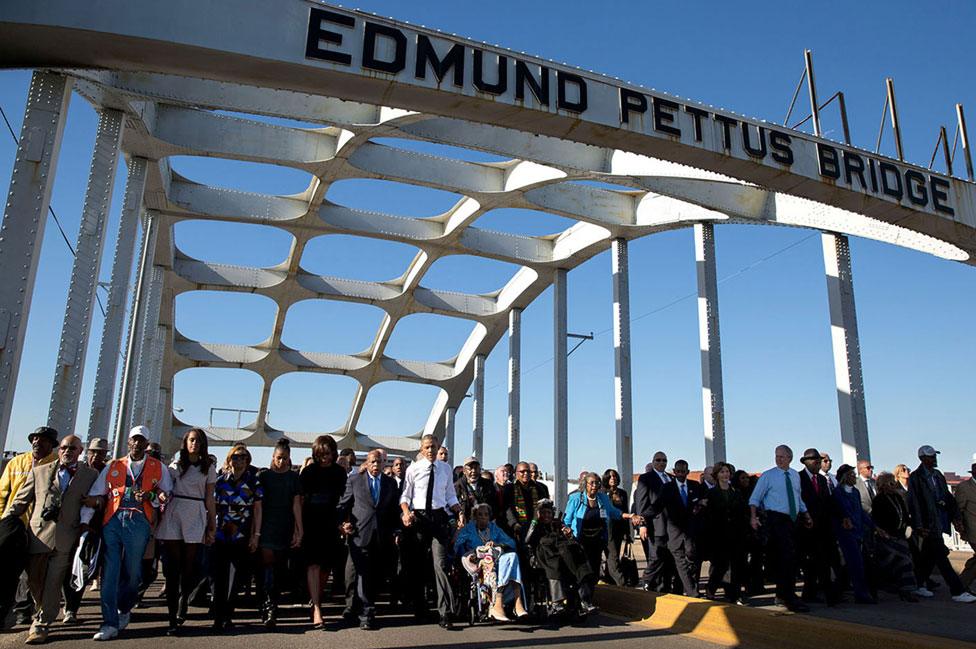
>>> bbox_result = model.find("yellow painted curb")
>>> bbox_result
[595,585,976,649]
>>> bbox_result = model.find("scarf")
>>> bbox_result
[514,481,539,523]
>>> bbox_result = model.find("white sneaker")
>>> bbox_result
[62,610,79,625]
[951,592,976,603]
[914,587,934,597]
[117,612,130,630]
[93,626,118,641]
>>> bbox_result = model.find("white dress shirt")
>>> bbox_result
[399,457,459,511]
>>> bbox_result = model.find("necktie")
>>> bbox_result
[785,471,797,521]
[812,474,820,495]
[370,476,379,505]
[680,483,687,506]
[424,462,436,511]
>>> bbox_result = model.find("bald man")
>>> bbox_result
[5,435,99,644]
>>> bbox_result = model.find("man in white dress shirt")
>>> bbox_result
[399,434,461,628]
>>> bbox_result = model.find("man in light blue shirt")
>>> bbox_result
[749,445,812,612]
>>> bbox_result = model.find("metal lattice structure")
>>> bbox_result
[2,0,975,505]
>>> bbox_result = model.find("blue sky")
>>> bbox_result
[1,0,975,476]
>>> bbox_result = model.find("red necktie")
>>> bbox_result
[812,475,820,494]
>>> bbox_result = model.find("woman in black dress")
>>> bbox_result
[300,434,347,628]
[706,462,749,603]
[601,469,631,585]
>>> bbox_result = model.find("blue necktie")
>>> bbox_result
[680,482,687,506]
[370,476,379,505]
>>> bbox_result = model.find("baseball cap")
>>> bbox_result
[917,445,940,458]
[463,456,480,466]
[28,426,58,443]
[128,425,151,440]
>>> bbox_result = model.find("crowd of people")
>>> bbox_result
[0,425,973,645]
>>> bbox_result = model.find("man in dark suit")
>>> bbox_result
[633,451,674,591]
[528,463,550,500]
[454,457,495,525]
[652,459,705,597]
[797,448,841,605]
[337,450,401,629]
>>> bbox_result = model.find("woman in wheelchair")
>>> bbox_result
[525,499,598,615]
[454,503,528,622]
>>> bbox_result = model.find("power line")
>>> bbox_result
[0,102,107,319]
[484,230,819,392]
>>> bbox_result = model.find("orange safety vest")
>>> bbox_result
[102,456,164,525]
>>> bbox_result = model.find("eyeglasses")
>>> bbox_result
[58,446,79,452]
[516,469,529,474]
[231,454,248,460]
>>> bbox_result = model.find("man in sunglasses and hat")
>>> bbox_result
[0,427,58,628]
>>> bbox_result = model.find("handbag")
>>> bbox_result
[618,539,640,587]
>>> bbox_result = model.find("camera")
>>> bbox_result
[41,503,61,522]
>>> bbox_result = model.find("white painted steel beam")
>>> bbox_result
[611,239,634,493]
[444,406,456,457]
[507,308,521,465]
[124,265,164,449]
[471,353,485,460]
[553,269,568,511]
[112,212,157,454]
[822,233,870,465]
[48,108,124,435]
[87,157,148,441]
[0,72,71,449]
[695,223,726,465]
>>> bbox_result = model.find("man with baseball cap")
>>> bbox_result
[86,426,173,639]
[953,457,976,595]
[454,456,494,526]
[907,445,976,603]
[0,427,58,627]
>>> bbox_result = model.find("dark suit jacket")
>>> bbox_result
[503,481,544,535]
[907,464,957,534]
[454,476,495,521]
[633,470,670,537]
[799,469,833,527]
[336,471,400,548]
[654,479,705,539]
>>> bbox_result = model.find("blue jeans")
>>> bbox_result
[100,512,151,628]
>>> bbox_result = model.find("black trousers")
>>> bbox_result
[798,525,840,601]
[765,512,799,602]
[641,534,674,591]
[707,540,746,601]
[914,532,964,596]
[603,531,627,586]
[346,537,389,622]
[212,540,252,624]
[404,510,453,617]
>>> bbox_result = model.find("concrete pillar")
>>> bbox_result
[695,223,727,465]
[553,269,568,510]
[87,157,147,442]
[611,239,634,494]
[471,353,485,459]
[822,232,870,465]
[444,406,456,455]
[48,108,125,435]
[113,213,158,456]
[0,72,72,449]
[507,307,522,465]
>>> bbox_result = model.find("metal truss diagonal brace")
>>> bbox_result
[822,233,870,465]
[48,108,124,435]
[0,72,72,450]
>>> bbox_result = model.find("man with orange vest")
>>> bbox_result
[84,426,171,641]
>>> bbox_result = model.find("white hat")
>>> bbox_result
[128,425,151,440]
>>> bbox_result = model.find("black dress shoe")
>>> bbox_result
[774,598,810,613]
[438,615,453,630]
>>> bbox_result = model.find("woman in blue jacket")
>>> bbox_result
[564,472,641,605]
[455,504,528,621]
[833,464,877,604]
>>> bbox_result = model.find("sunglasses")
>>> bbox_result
[59,445,80,451]
[231,454,248,460]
